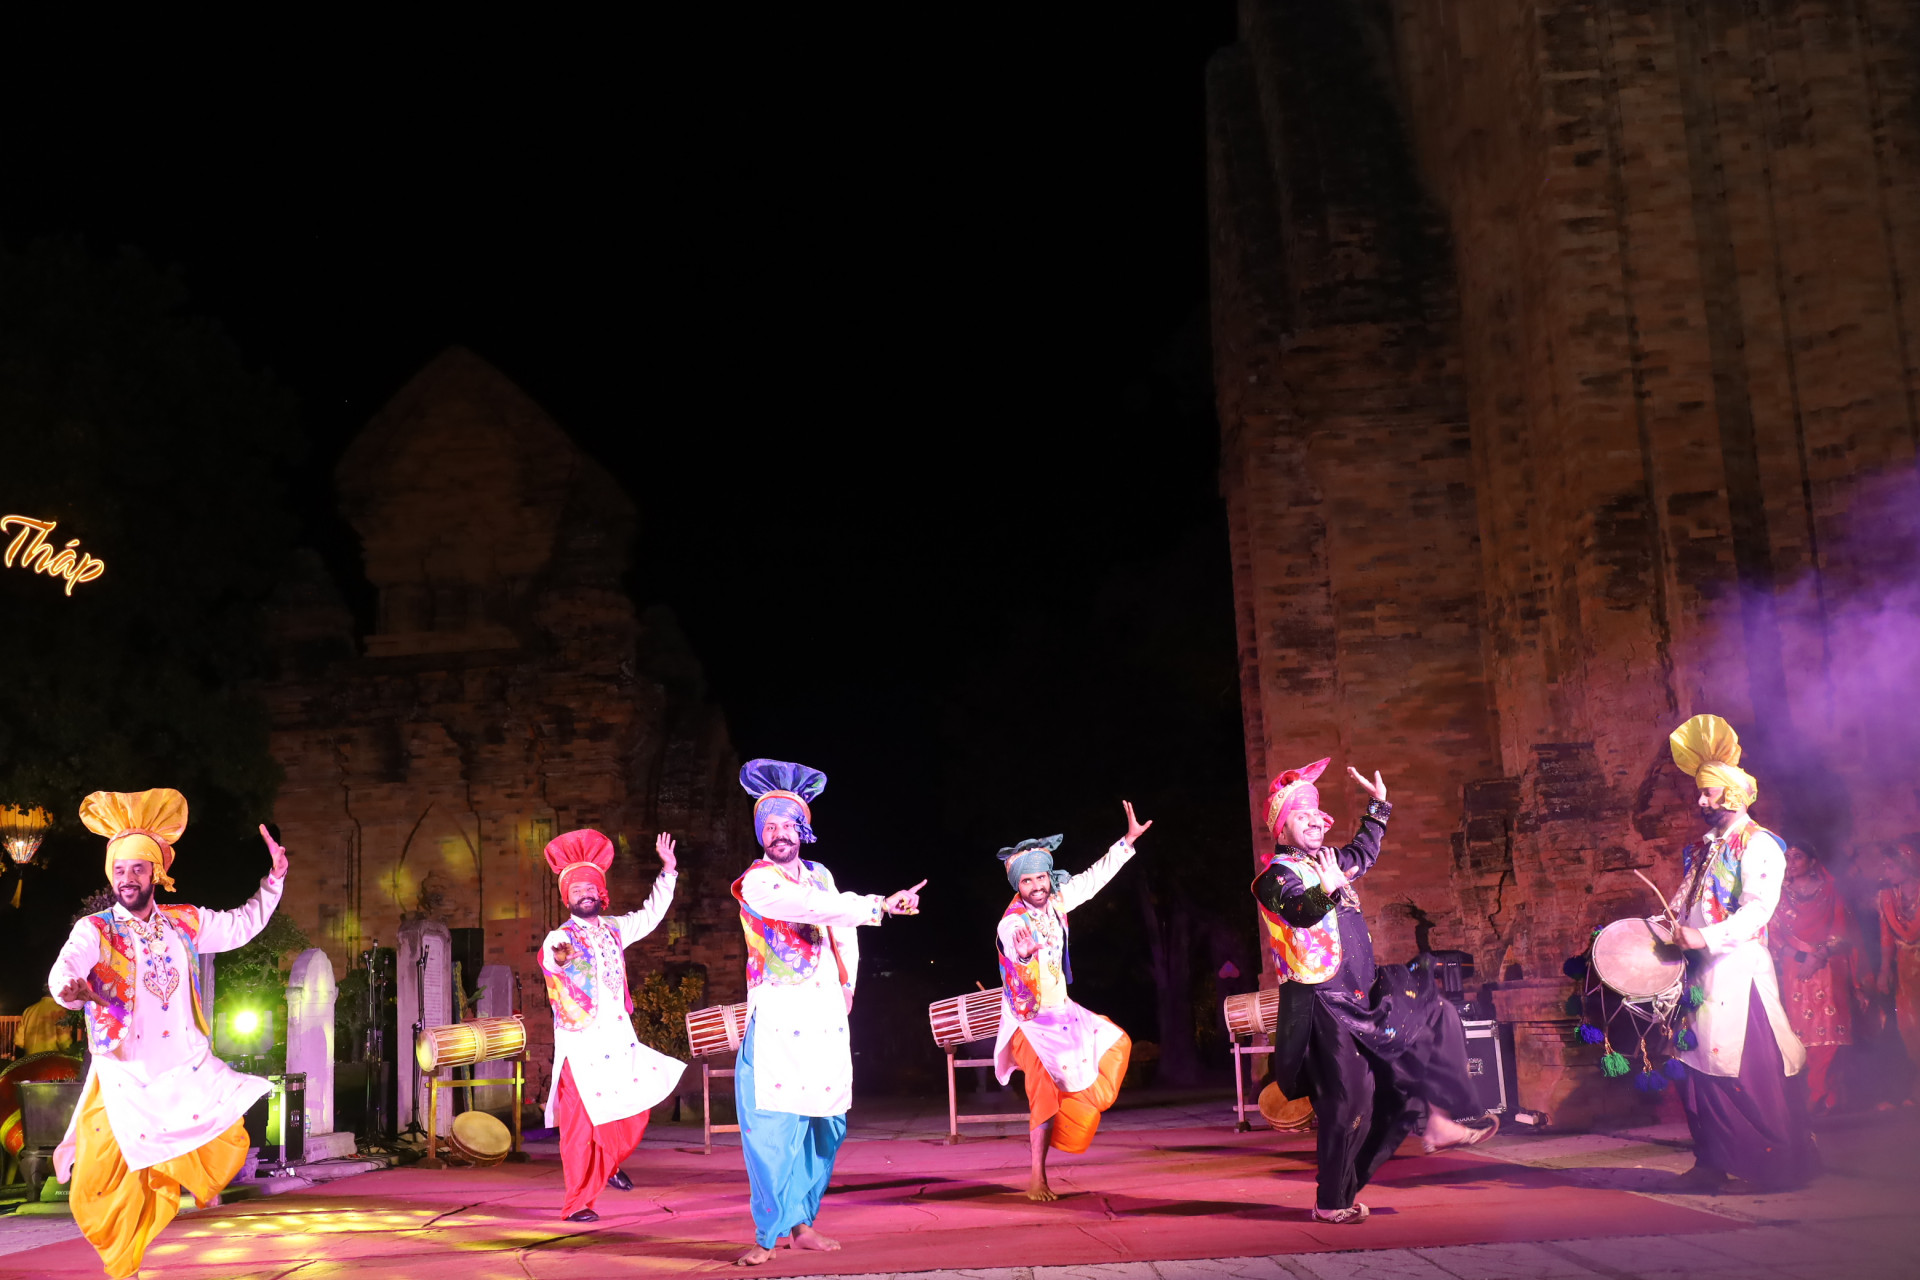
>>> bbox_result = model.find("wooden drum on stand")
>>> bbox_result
[1591,918,1686,1001]
[415,1015,527,1073]
[1222,988,1279,1041]
[685,1002,750,1058]
[929,987,1004,1048]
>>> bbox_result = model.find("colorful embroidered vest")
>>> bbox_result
[82,905,208,1057]
[543,916,634,1033]
[1680,821,1781,936]
[1252,853,1343,985]
[996,896,1073,1020]
[732,859,849,990]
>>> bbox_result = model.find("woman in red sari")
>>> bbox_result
[1770,844,1855,1113]
[1878,844,1920,1104]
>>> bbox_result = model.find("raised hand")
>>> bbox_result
[656,832,678,875]
[550,940,578,969]
[259,824,289,879]
[1122,800,1153,846]
[1011,922,1039,962]
[886,879,927,915]
[1346,767,1387,804]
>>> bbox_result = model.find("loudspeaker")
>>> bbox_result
[1461,1020,1510,1115]
[245,1072,307,1164]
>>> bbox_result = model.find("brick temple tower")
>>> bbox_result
[263,347,750,1107]
[1210,1,1920,1123]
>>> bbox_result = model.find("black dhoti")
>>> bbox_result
[1295,962,1480,1210]
[1676,982,1817,1190]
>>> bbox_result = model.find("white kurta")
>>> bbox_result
[540,871,687,1128]
[1670,817,1806,1078]
[738,859,881,1118]
[50,875,285,1179]
[992,839,1132,1093]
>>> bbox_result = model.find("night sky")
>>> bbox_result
[3,7,1248,1049]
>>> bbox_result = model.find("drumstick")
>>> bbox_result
[1629,868,1672,913]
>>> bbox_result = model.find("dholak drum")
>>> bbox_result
[415,1015,527,1073]
[448,1110,513,1167]
[1258,1081,1314,1132]
[685,1002,750,1058]
[1222,988,1280,1041]
[929,987,1004,1048]
[1590,917,1685,1000]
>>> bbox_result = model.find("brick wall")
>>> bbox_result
[1212,0,1920,1122]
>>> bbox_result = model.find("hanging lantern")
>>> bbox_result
[2,806,53,907]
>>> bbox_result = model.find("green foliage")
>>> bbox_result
[631,971,706,1057]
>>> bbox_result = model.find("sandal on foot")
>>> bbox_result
[1423,1113,1499,1154]
[1311,1203,1369,1224]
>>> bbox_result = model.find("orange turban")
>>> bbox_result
[545,828,616,902]
[80,789,188,892]
[1669,714,1758,809]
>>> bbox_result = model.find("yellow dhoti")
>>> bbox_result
[70,1078,249,1278]
[1009,1027,1130,1154]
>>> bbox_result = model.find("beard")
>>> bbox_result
[570,897,604,919]
[1021,886,1051,909]
[115,882,155,913]
[765,838,800,863]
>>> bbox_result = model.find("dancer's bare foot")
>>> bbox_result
[734,1244,776,1266]
[1026,1175,1058,1202]
[792,1224,841,1252]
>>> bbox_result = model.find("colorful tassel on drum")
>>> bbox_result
[1676,1027,1697,1051]
[1563,955,1588,979]
[1601,1050,1631,1078]
[1685,984,1706,1009]
[1578,1022,1605,1045]
[1662,1058,1688,1082]
[1565,994,1586,1018]
[1634,1069,1668,1092]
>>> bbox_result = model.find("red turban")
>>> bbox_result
[546,828,616,902]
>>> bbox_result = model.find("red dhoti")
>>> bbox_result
[555,1060,650,1217]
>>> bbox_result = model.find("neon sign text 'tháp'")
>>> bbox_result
[2,516,106,595]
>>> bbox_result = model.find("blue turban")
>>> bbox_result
[740,758,828,846]
[999,834,1069,892]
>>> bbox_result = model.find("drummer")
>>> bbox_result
[1251,759,1495,1224]
[1660,715,1814,1192]
[539,828,686,1222]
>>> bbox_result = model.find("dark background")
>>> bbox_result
[0,5,1256,1080]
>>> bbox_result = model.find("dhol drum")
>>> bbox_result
[1590,917,1686,1001]
[685,1002,750,1058]
[415,1015,527,1073]
[1222,988,1280,1041]
[0,1052,81,1157]
[1257,1080,1314,1132]
[929,987,1004,1048]
[448,1109,514,1167]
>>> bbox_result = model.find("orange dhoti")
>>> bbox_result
[70,1077,249,1279]
[1008,1027,1130,1154]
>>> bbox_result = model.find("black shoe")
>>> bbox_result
[565,1208,600,1223]
[607,1169,634,1191]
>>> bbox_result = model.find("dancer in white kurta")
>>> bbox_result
[539,828,685,1221]
[991,803,1149,1201]
[1661,714,1815,1192]
[730,758,927,1267]
[48,789,286,1279]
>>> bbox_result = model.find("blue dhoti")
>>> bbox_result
[736,1015,848,1248]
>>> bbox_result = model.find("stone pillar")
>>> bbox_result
[284,950,337,1136]
[396,920,453,1135]
[472,964,515,1116]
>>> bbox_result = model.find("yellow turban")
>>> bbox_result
[1669,714,1758,809]
[79,788,188,892]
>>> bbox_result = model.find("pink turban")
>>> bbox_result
[545,828,616,901]
[1265,758,1332,837]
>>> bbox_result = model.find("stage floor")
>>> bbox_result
[0,1119,1745,1279]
